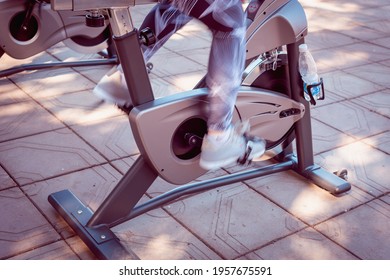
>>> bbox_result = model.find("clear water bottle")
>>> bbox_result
[298,44,321,102]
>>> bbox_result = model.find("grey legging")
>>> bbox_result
[140,0,246,131]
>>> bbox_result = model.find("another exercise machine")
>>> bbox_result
[48,0,351,259]
[0,0,117,78]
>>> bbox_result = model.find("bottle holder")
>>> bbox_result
[306,77,325,105]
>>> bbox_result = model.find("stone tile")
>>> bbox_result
[0,78,31,106]
[164,183,306,259]
[340,22,389,41]
[72,116,139,160]
[176,20,211,40]
[320,70,385,99]
[312,100,389,140]
[164,32,211,53]
[66,236,97,260]
[312,47,369,72]
[114,205,221,260]
[322,7,377,26]
[311,89,344,107]
[344,63,390,89]
[47,42,117,84]
[9,241,79,260]
[110,156,136,175]
[0,166,17,190]
[112,157,225,199]
[181,48,210,67]
[305,30,361,52]
[341,42,390,64]
[362,131,390,154]
[315,198,390,259]
[371,37,390,49]
[246,170,373,225]
[249,227,357,260]
[358,19,390,36]
[311,118,356,155]
[162,71,207,93]
[302,7,359,35]
[130,4,155,27]
[340,0,390,7]
[150,76,183,99]
[0,100,64,142]
[0,128,106,185]
[351,90,390,118]
[148,51,205,78]
[46,42,106,63]
[380,193,390,204]
[300,0,372,10]
[0,51,56,73]
[315,141,390,196]
[22,164,123,238]
[41,90,121,126]
[150,169,226,200]
[75,64,116,84]
[0,187,59,259]
[359,5,390,21]
[379,58,390,68]
[10,67,96,99]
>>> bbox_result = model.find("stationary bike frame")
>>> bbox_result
[0,0,117,78]
[48,0,351,259]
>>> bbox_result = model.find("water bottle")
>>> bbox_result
[298,44,321,102]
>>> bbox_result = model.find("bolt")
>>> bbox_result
[77,210,83,215]
[100,235,106,240]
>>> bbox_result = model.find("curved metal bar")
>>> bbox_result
[110,159,295,227]
[0,58,118,78]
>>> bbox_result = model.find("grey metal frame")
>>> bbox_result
[0,57,117,78]
[0,0,118,78]
[48,0,351,259]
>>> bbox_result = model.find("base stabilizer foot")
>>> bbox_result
[48,189,138,260]
[303,164,351,195]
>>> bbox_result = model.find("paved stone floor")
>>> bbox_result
[0,0,389,260]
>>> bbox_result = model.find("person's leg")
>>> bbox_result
[170,0,265,169]
[180,0,246,132]
[139,1,192,61]
[93,1,191,109]
[95,0,265,169]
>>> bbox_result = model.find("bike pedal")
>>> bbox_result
[237,145,253,165]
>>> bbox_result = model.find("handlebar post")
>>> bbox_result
[107,7,135,37]
[107,7,154,106]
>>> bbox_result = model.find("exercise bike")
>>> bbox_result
[48,0,351,259]
[0,0,117,78]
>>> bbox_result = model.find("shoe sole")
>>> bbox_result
[199,156,239,170]
[200,144,265,170]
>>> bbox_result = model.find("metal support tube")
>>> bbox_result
[286,41,351,195]
[87,156,157,227]
[287,40,314,171]
[110,159,295,227]
[0,58,118,78]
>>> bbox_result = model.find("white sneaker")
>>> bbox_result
[93,66,132,112]
[199,124,266,170]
